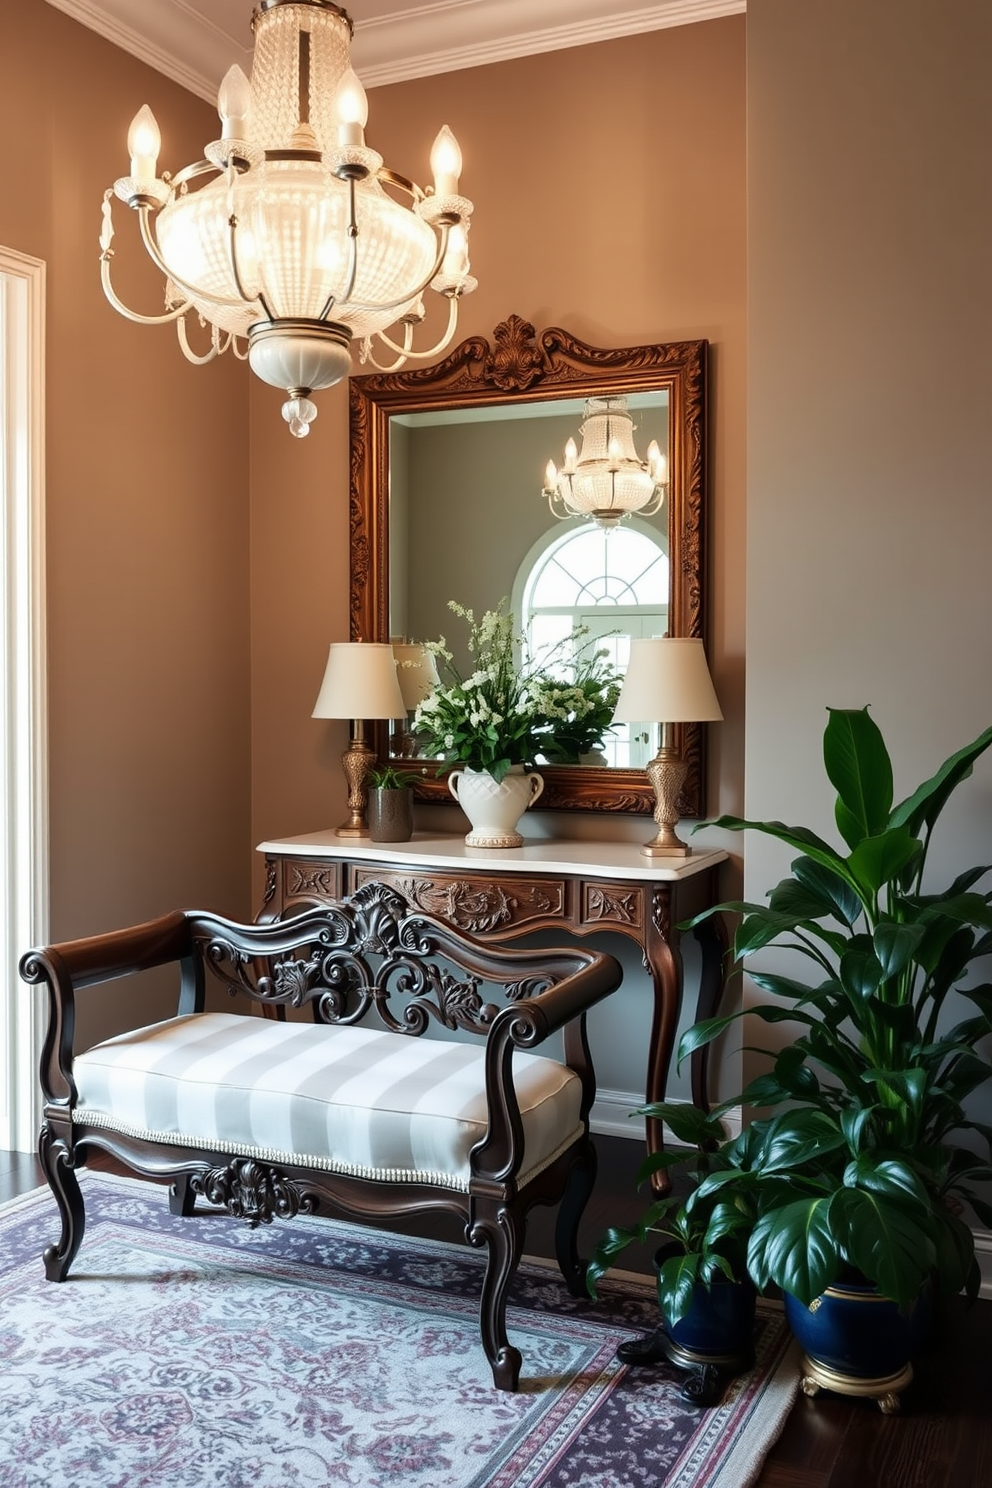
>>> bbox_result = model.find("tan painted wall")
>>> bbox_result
[746,0,992,1207]
[1,2,251,1048]
[249,16,748,890]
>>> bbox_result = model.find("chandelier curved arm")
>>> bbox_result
[137,205,249,314]
[99,190,193,326]
[357,324,414,373]
[371,294,460,361]
[176,314,225,366]
[100,254,192,327]
[338,220,453,318]
[636,486,667,517]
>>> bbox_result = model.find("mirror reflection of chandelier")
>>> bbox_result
[541,396,667,530]
[99,0,477,437]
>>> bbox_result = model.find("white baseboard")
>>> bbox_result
[591,1090,992,1298]
[974,1228,992,1300]
[590,1088,742,1143]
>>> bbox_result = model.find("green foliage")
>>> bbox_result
[681,708,992,1307]
[414,600,622,779]
[366,763,419,790]
[586,1103,755,1328]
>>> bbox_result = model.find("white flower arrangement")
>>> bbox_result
[414,600,620,781]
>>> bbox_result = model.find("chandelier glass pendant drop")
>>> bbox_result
[99,0,477,437]
[542,396,667,529]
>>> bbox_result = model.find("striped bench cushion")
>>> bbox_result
[73,1012,583,1192]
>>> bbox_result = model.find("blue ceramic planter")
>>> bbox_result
[664,1274,757,1367]
[783,1279,931,1380]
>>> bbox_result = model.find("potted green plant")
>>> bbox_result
[366,763,419,843]
[586,1101,759,1405]
[680,707,992,1407]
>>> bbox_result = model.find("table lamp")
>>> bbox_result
[312,642,406,838]
[390,641,440,756]
[613,637,723,857]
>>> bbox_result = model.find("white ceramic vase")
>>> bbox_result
[448,764,545,848]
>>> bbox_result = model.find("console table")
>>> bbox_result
[258,832,728,1178]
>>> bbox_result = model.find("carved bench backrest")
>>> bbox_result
[191,881,583,1040]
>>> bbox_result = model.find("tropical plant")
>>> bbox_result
[586,1102,756,1327]
[680,707,992,1309]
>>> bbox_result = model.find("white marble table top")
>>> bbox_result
[258,830,727,884]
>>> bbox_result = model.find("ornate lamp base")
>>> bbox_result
[336,734,375,838]
[642,745,692,858]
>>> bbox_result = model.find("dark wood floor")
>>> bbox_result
[3,1137,988,1488]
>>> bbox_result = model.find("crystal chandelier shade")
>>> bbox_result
[542,396,667,530]
[99,0,477,436]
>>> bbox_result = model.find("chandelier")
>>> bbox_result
[99,0,476,437]
[541,396,667,529]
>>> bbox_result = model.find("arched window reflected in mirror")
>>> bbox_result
[513,519,670,769]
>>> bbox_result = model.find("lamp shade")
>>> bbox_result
[613,638,723,724]
[392,642,440,710]
[312,642,405,720]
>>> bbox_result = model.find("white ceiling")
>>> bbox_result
[45,0,745,102]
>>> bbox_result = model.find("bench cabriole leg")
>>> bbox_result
[38,1124,85,1282]
[469,1199,524,1392]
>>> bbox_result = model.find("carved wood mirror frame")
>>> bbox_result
[349,315,708,816]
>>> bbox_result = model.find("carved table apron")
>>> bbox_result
[257,833,728,1186]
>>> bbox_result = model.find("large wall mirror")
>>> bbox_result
[349,316,708,816]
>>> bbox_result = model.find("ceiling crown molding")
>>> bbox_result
[44,1,252,103]
[351,1,747,88]
[46,0,746,103]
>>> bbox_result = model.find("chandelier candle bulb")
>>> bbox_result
[430,125,463,196]
[218,65,253,140]
[127,105,160,188]
[335,66,368,146]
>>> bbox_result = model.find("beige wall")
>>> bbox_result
[746,0,992,1185]
[1,2,252,1047]
[249,17,749,905]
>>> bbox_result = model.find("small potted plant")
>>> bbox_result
[680,707,992,1409]
[366,763,419,843]
[587,1101,759,1405]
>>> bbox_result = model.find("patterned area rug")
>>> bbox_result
[0,1174,798,1488]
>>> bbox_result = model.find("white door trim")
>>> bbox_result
[0,245,49,1154]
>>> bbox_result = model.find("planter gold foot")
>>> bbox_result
[799,1354,912,1412]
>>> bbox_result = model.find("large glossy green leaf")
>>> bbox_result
[889,723,992,838]
[872,922,927,978]
[733,909,827,959]
[829,1187,935,1303]
[768,876,840,920]
[839,945,883,1000]
[704,815,859,888]
[657,1252,704,1327]
[792,855,865,926]
[823,707,894,849]
[747,1197,840,1301]
[847,826,921,896]
[930,1207,981,1298]
[749,1108,846,1172]
[634,1100,724,1148]
[749,971,823,1002]
[842,1154,931,1211]
[860,1069,927,1125]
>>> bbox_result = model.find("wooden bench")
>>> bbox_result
[21,881,622,1390]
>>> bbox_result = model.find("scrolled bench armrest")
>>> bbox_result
[20,911,195,1109]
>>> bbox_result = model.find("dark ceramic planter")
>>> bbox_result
[616,1245,756,1407]
[784,1278,932,1413]
[367,787,414,843]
